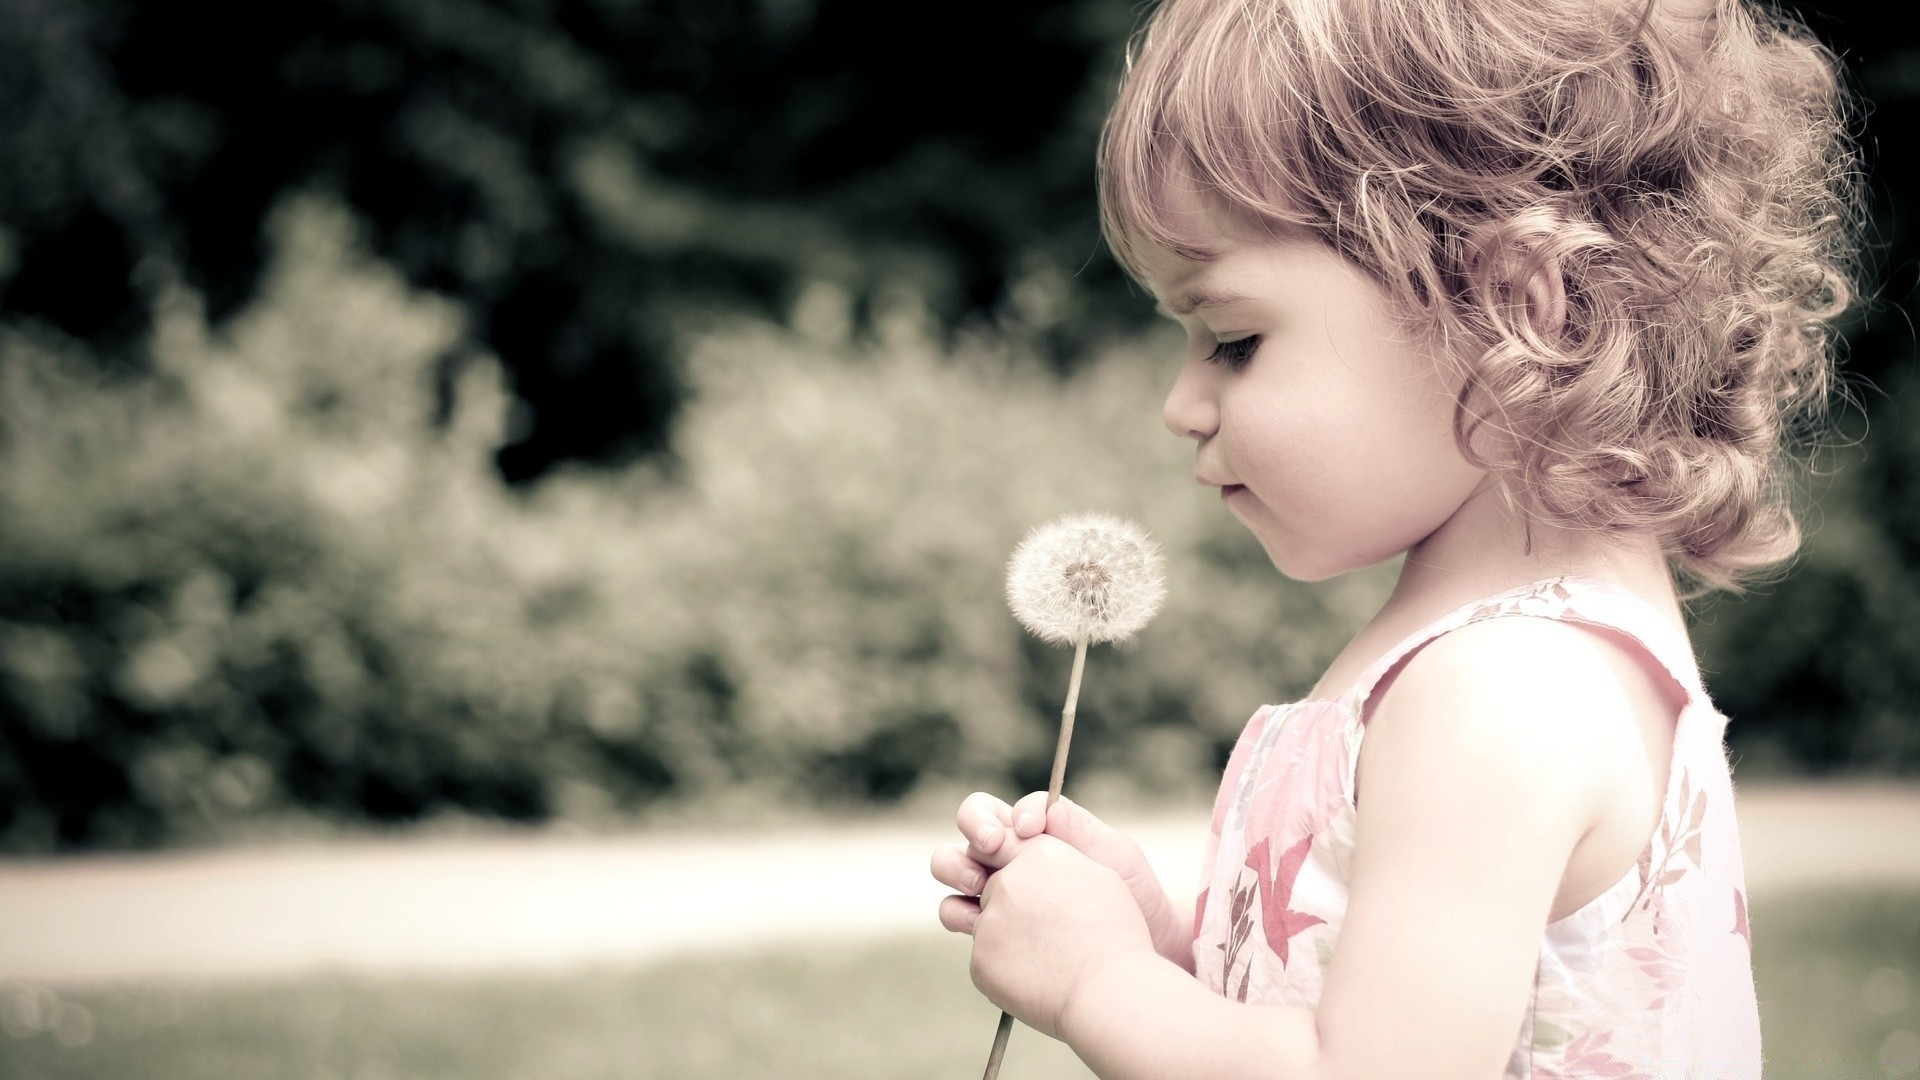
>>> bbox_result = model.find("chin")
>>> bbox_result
[1260,535,1399,583]
[1259,543,1350,583]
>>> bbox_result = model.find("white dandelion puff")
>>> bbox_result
[1005,511,1167,646]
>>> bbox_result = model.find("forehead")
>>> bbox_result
[1132,226,1279,319]
[1129,205,1234,308]
[1127,173,1312,313]
[1151,277,1257,318]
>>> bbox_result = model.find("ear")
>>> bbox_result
[1518,257,1568,339]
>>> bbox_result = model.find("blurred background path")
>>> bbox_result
[2,780,1915,987]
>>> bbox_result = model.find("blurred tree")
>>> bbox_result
[0,0,1914,850]
[1687,10,1920,777]
[0,1,1907,455]
[0,0,1150,482]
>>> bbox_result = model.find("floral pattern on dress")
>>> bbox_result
[1189,576,1764,1077]
[1245,834,1324,968]
[1623,766,1708,925]
[1535,1030,1656,1080]
[1626,888,1687,1012]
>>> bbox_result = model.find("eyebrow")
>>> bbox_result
[1155,286,1255,317]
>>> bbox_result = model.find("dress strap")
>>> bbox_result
[1338,575,1711,728]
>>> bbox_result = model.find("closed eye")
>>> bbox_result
[1207,335,1261,370]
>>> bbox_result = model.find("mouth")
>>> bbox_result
[1220,484,1246,500]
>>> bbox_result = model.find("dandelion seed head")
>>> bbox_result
[1005,512,1167,645]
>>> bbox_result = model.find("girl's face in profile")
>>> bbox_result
[1137,192,1491,581]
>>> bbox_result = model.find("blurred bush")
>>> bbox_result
[0,195,1391,851]
[1688,366,1920,778]
[0,187,1914,853]
[1,0,1916,850]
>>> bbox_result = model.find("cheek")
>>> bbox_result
[1232,400,1478,575]
[1223,403,1328,496]
[1222,377,1367,488]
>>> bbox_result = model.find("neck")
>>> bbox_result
[1385,476,1685,631]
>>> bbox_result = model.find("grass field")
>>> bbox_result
[1,887,1915,1079]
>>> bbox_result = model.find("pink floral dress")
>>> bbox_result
[1191,576,1762,1077]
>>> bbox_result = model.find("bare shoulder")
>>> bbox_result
[1376,614,1685,719]
[1358,614,1685,826]
[1320,613,1686,1074]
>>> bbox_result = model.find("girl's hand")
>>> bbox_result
[930,791,1019,912]
[967,833,1156,1039]
[930,791,1188,968]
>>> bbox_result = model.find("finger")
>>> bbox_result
[1011,790,1051,838]
[930,842,991,896]
[979,864,1006,907]
[938,894,980,935]
[957,791,1013,856]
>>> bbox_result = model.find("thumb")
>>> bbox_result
[1044,796,1131,865]
[1045,796,1176,951]
[1044,791,1159,891]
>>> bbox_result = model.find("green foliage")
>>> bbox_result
[1,197,565,848]
[2,2,1917,846]
[0,0,1150,479]
[0,187,1915,851]
[1689,371,1920,778]
[0,196,1388,850]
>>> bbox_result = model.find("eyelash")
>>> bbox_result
[1207,335,1261,370]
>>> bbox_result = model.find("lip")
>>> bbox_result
[1220,484,1247,500]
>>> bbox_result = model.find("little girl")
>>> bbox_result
[930,0,1860,1076]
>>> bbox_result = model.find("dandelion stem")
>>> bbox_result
[981,1011,1015,1080]
[1048,635,1090,807]
[983,633,1091,1080]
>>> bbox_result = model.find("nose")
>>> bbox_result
[1162,355,1220,442]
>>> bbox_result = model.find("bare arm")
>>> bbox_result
[987,618,1621,1080]
[1062,951,1326,1080]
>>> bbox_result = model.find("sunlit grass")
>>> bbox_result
[1754,889,1920,1077]
[1,888,1914,1079]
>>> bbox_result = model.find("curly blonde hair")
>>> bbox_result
[1099,0,1864,597]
